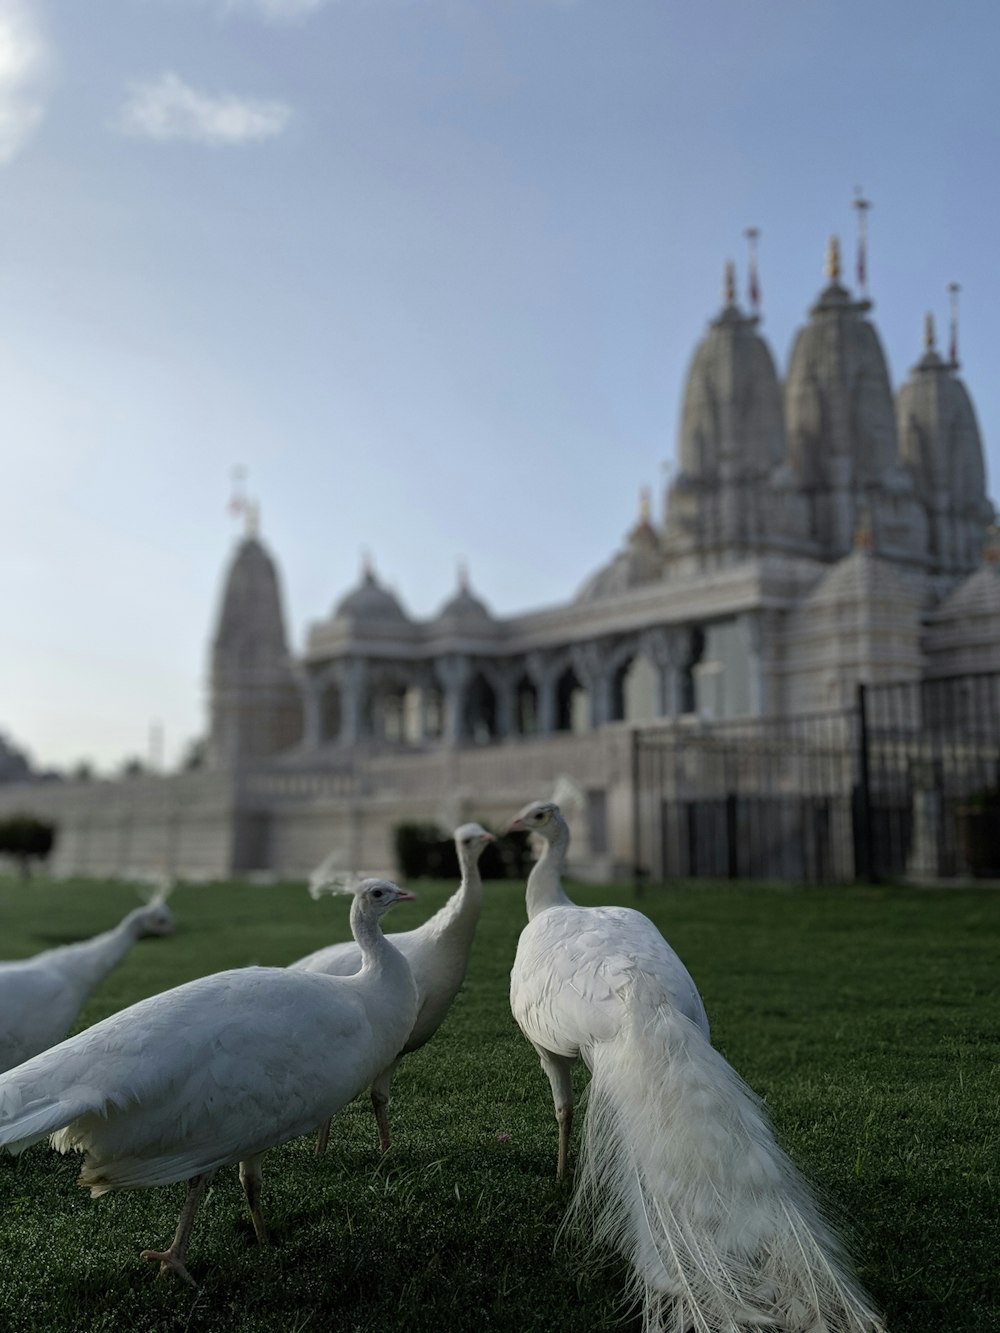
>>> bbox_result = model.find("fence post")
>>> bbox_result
[630,727,645,898]
[854,682,876,882]
[726,792,739,879]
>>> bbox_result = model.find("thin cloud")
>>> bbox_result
[0,0,52,164]
[223,0,330,19]
[116,71,292,146]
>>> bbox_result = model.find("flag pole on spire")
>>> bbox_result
[744,227,760,312]
[948,282,961,368]
[228,465,249,527]
[852,189,871,296]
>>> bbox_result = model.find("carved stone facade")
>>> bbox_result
[4,238,996,881]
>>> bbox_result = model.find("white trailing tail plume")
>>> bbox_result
[131,871,176,907]
[307,846,350,900]
[566,990,885,1333]
[307,869,367,902]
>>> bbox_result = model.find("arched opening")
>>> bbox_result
[610,657,633,722]
[464,672,497,744]
[366,681,408,743]
[556,666,588,733]
[515,675,537,736]
[681,628,705,715]
[423,686,444,740]
[320,680,342,742]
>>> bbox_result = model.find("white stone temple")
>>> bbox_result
[5,234,1000,881]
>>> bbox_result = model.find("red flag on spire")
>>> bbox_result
[853,193,870,296]
[744,228,760,311]
[948,283,961,367]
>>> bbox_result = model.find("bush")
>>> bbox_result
[0,814,57,878]
[393,822,532,881]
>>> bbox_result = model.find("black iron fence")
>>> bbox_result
[632,671,1000,884]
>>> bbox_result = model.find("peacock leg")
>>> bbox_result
[370,1060,398,1153]
[238,1154,269,1243]
[534,1045,576,1179]
[140,1173,210,1286]
[314,1117,332,1156]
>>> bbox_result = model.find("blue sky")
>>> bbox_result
[2,0,998,771]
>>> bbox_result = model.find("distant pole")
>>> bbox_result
[744,227,761,312]
[853,189,871,296]
[948,282,961,368]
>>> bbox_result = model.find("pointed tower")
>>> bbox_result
[784,233,926,563]
[897,310,993,576]
[208,512,302,768]
[663,259,790,568]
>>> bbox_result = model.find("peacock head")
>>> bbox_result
[134,902,177,938]
[354,878,417,918]
[507,801,562,839]
[454,822,495,862]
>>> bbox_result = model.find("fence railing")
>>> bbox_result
[632,671,1000,884]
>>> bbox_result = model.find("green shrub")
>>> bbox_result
[0,813,56,878]
[393,822,532,880]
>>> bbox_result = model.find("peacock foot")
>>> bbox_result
[140,1246,198,1288]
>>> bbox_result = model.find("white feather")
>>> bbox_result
[509,800,884,1333]
[0,900,177,1075]
[0,879,418,1282]
[291,822,495,1151]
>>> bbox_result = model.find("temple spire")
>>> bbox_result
[924,311,936,351]
[744,227,761,311]
[723,260,737,307]
[826,235,841,284]
[948,282,961,368]
[853,190,871,296]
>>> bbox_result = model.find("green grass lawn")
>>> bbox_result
[0,873,997,1332]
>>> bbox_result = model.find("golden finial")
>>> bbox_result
[457,558,470,591]
[924,312,936,351]
[853,504,874,552]
[826,235,841,283]
[361,548,375,581]
[724,261,736,306]
[639,486,652,524]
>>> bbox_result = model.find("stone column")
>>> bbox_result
[641,627,690,717]
[527,650,557,734]
[436,654,472,744]
[333,657,367,745]
[297,670,323,750]
[493,664,516,740]
[572,641,612,729]
[741,610,777,716]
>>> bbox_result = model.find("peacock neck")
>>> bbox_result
[48,912,144,1001]
[525,821,574,920]
[427,854,483,941]
[350,900,405,984]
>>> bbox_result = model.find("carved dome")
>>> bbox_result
[433,572,495,627]
[678,291,786,481]
[785,256,898,490]
[333,566,410,625]
[897,335,990,516]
